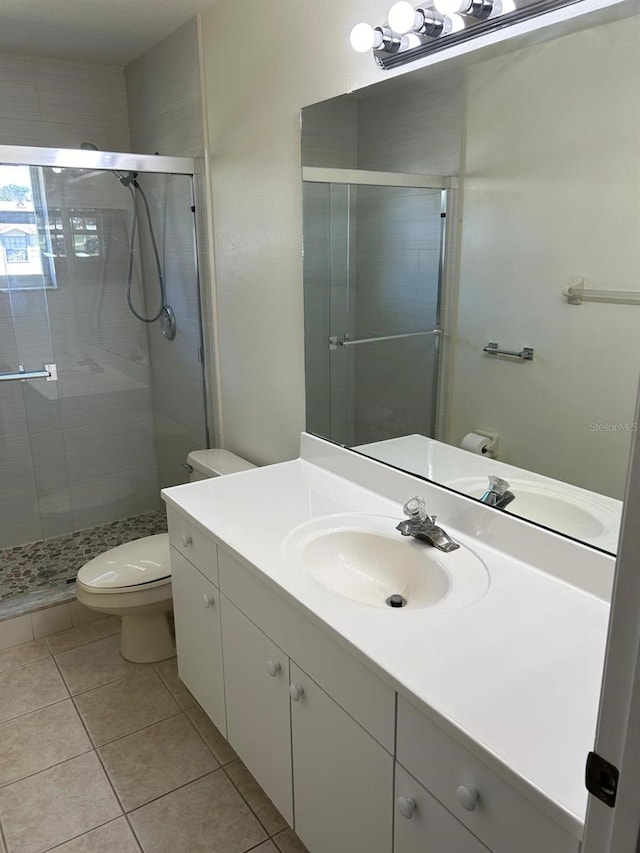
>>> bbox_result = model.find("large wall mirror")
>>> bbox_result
[301,1,640,555]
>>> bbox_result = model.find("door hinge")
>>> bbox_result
[197,347,204,364]
[586,751,619,807]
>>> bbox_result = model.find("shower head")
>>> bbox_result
[79,142,138,188]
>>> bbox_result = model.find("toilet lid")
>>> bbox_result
[77,533,171,589]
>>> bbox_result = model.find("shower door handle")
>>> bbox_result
[0,364,58,383]
[328,329,441,350]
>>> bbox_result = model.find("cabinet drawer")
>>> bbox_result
[397,696,580,853]
[167,508,219,586]
[218,546,395,754]
[395,763,490,853]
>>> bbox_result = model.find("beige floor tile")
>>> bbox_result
[47,616,121,655]
[0,657,67,723]
[129,770,266,853]
[186,704,238,765]
[0,752,121,853]
[46,817,140,852]
[153,657,196,709]
[74,668,179,746]
[0,699,91,787]
[225,760,288,835]
[0,640,50,674]
[55,634,145,695]
[99,713,218,811]
[272,829,309,853]
[249,844,278,853]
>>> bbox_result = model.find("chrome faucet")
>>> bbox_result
[479,475,515,509]
[396,496,460,552]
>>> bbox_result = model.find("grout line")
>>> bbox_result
[41,816,133,853]
[46,617,121,656]
[123,768,220,817]
[220,763,280,842]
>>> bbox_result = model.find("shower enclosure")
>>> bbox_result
[0,145,210,613]
[302,168,447,448]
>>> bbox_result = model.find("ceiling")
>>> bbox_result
[0,0,220,65]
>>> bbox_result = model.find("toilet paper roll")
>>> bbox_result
[461,432,492,455]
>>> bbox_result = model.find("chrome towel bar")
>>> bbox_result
[328,329,441,350]
[0,364,58,383]
[482,343,534,361]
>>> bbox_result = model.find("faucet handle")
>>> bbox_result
[402,496,428,522]
[487,475,511,495]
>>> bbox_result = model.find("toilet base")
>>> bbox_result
[121,607,175,663]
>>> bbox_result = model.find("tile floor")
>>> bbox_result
[0,616,309,853]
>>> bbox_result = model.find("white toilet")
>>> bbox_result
[75,449,255,663]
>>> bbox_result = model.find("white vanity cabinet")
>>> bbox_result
[289,661,393,853]
[394,763,490,853]
[220,596,293,825]
[167,504,582,853]
[396,696,580,853]
[169,546,226,734]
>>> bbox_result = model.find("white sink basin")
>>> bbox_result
[282,514,490,611]
[445,476,619,544]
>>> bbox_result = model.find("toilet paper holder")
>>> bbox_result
[483,342,534,361]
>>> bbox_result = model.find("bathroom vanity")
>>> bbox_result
[162,434,613,853]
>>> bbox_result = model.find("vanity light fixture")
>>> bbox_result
[351,0,577,69]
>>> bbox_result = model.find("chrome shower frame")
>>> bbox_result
[0,143,215,448]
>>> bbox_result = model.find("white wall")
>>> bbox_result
[199,0,402,465]
[449,16,640,499]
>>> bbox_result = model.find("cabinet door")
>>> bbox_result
[170,546,226,734]
[289,662,393,853]
[221,596,293,825]
[395,763,491,853]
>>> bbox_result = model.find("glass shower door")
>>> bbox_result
[0,162,60,559]
[303,179,445,448]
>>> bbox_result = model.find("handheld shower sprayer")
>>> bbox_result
[79,142,175,339]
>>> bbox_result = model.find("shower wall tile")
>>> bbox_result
[29,432,70,492]
[59,387,154,431]
[0,51,130,152]
[23,389,64,436]
[125,19,204,158]
[64,420,156,485]
[69,466,161,531]
[126,19,210,491]
[0,384,29,440]
[0,496,43,549]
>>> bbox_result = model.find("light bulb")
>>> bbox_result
[388,1,421,34]
[350,22,380,52]
[402,32,423,48]
[434,0,468,16]
[496,0,516,12]
[443,13,465,32]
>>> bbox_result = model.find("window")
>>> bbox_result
[2,235,29,263]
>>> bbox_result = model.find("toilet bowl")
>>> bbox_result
[75,449,255,663]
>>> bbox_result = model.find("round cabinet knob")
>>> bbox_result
[396,796,417,819]
[202,594,215,608]
[181,534,193,547]
[289,684,304,702]
[267,660,281,677]
[456,785,480,811]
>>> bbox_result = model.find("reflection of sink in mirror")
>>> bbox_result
[282,514,490,611]
[448,478,618,543]
[355,435,622,552]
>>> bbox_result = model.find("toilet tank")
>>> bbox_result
[187,449,256,481]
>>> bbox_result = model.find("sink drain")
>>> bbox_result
[386,594,407,608]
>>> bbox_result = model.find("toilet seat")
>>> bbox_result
[77,533,170,594]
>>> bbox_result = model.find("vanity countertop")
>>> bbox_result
[162,434,613,841]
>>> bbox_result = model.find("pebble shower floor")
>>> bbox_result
[0,510,167,603]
